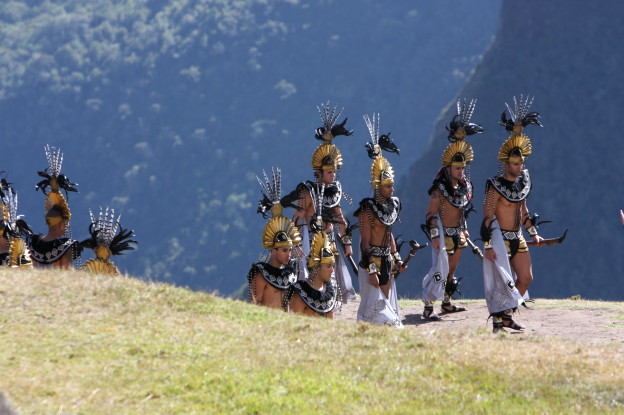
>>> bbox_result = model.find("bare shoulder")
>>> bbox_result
[289,292,307,313]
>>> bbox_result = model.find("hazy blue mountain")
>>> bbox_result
[395,0,624,300]
[0,1,500,294]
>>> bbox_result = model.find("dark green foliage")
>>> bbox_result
[0,1,500,294]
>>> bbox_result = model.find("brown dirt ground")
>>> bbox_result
[335,297,624,344]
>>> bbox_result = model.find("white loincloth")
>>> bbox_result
[356,266,403,329]
[483,217,524,315]
[334,240,358,303]
[421,215,448,303]
[297,221,310,281]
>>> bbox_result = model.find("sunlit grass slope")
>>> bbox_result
[1,270,623,414]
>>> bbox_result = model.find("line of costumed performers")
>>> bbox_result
[247,102,420,325]
[247,97,565,332]
[0,145,137,275]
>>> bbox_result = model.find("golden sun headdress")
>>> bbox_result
[310,101,352,171]
[35,145,78,226]
[498,95,542,163]
[363,113,400,190]
[441,99,483,167]
[80,207,137,276]
[306,231,335,269]
[256,168,302,249]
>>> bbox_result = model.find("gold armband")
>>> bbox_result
[340,234,353,245]
[430,227,440,239]
[484,241,493,250]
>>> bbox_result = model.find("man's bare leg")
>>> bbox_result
[510,252,533,296]
[442,249,466,312]
[447,249,462,280]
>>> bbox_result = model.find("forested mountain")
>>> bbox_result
[0,0,500,294]
[396,0,624,300]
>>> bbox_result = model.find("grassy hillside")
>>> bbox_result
[1,269,623,414]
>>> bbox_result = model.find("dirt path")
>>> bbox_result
[335,298,624,344]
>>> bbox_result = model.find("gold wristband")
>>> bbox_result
[392,252,402,262]
[527,226,538,237]
[430,227,440,239]
[368,263,379,275]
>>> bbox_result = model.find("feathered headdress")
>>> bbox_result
[80,207,137,275]
[256,168,300,218]
[363,113,399,190]
[441,99,482,167]
[311,102,352,171]
[0,190,33,268]
[500,94,542,134]
[306,231,335,269]
[35,145,78,225]
[314,101,353,143]
[498,95,540,163]
[255,168,302,249]
[446,98,483,142]
[0,177,11,199]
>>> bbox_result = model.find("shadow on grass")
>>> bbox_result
[402,307,474,326]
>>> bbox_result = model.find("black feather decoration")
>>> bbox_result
[280,187,303,212]
[330,117,353,138]
[378,133,400,156]
[109,227,137,255]
[35,170,79,197]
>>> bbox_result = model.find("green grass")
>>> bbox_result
[1,269,623,414]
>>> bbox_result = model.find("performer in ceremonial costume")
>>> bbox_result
[292,102,357,303]
[482,95,544,333]
[282,231,338,318]
[0,183,33,268]
[354,113,404,328]
[248,168,302,309]
[421,99,483,320]
[27,145,81,269]
[80,207,137,276]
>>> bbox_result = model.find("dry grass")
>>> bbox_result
[1,269,623,414]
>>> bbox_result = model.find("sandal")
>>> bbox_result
[492,317,505,333]
[502,310,525,331]
[441,301,467,313]
[423,305,441,321]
